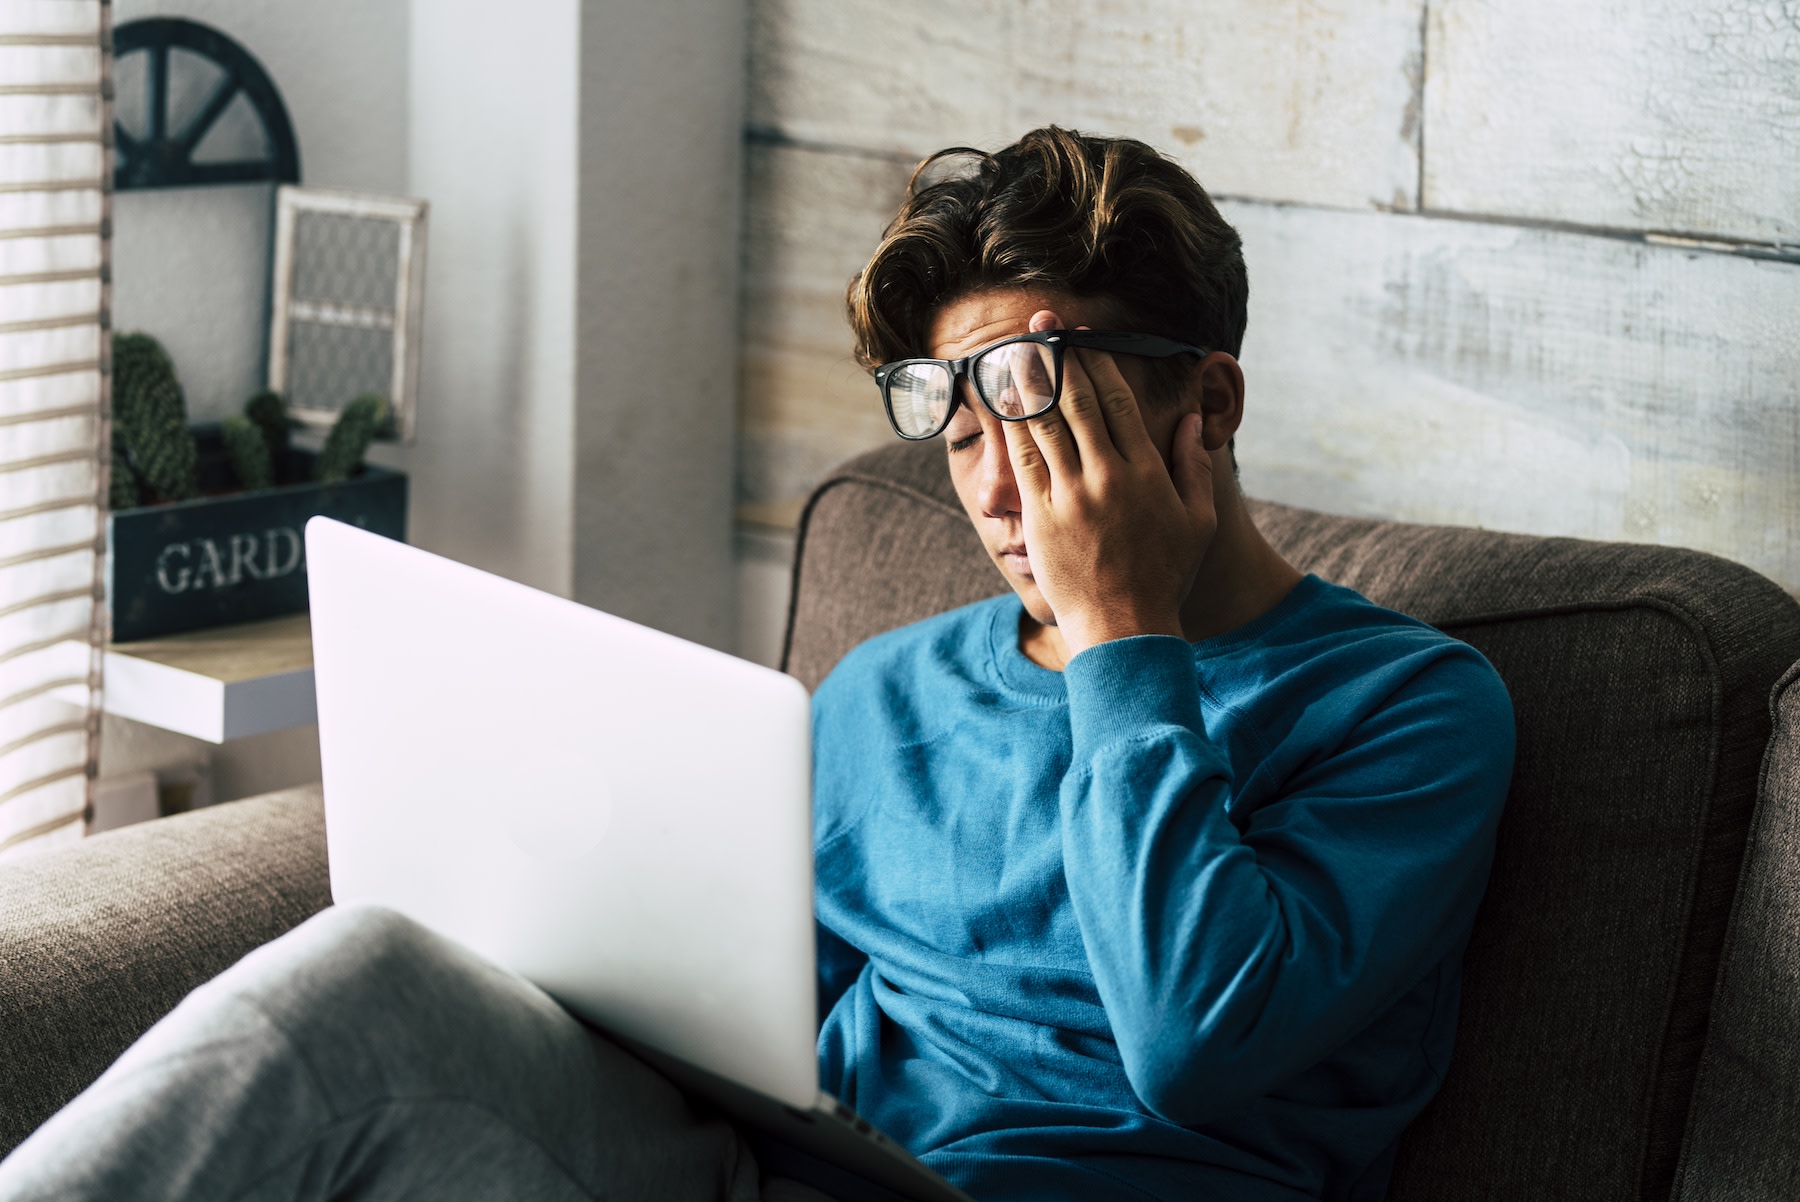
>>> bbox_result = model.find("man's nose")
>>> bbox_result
[974,415,1021,519]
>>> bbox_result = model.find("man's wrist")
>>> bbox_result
[1059,607,1185,658]
[1064,633,1207,762]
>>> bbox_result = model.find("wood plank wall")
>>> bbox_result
[735,0,1800,600]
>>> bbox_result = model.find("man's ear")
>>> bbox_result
[1194,352,1245,452]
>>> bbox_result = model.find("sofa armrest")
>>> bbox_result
[0,784,329,1158]
[1677,662,1800,1200]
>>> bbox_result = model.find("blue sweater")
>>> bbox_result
[811,576,1514,1202]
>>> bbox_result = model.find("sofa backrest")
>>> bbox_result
[1675,662,1800,1201]
[782,441,1800,1202]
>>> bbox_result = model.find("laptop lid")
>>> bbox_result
[306,517,818,1111]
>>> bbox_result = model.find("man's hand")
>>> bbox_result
[1000,311,1218,659]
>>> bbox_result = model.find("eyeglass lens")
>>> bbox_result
[974,340,1058,420]
[887,362,955,438]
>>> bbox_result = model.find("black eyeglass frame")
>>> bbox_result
[873,329,1211,441]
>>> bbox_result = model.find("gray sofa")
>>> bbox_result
[5,440,1799,1201]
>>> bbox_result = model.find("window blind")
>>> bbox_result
[0,0,111,858]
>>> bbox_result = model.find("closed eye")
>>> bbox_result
[947,431,981,454]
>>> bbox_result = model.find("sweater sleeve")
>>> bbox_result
[1058,634,1512,1126]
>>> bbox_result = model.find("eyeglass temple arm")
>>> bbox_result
[1056,330,1209,357]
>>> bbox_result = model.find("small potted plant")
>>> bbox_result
[107,332,408,642]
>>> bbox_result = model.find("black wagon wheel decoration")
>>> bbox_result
[112,18,300,191]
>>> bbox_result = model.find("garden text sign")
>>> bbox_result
[109,462,406,642]
[155,526,305,594]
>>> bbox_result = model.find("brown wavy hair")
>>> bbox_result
[847,127,1248,395]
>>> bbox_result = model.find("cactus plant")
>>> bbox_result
[244,390,291,473]
[108,439,140,510]
[111,333,197,502]
[221,414,273,490]
[313,393,389,483]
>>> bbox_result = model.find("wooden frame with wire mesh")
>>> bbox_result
[267,185,428,444]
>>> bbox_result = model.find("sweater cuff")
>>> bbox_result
[1064,635,1205,762]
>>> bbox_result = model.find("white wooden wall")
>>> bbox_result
[734,0,1800,650]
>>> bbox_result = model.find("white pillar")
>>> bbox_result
[572,0,747,650]
[404,0,580,598]
[406,0,745,645]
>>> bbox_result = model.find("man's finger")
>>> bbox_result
[1054,341,1121,466]
[1075,346,1157,463]
[1001,407,1054,498]
[1169,411,1216,522]
[1019,399,1080,482]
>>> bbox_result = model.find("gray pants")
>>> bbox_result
[0,905,836,1202]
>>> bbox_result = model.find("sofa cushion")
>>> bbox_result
[0,784,329,1158]
[1676,661,1800,1201]
[784,441,1800,1202]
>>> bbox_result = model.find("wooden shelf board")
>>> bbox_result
[109,613,313,683]
[99,615,318,743]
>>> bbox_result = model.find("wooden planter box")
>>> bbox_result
[107,426,408,642]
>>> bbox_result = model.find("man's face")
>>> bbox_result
[927,287,1194,627]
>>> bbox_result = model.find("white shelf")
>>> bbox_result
[98,615,317,743]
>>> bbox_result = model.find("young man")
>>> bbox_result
[0,128,1512,1202]
[810,128,1512,1200]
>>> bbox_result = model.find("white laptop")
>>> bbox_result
[306,517,973,1202]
